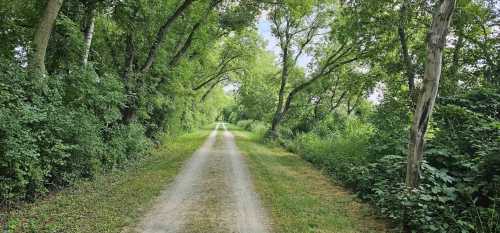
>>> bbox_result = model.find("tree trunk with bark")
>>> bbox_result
[406,0,455,189]
[30,0,64,74]
[168,22,201,67]
[269,40,290,138]
[404,3,455,231]
[82,3,96,66]
[120,34,137,124]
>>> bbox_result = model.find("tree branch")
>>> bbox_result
[193,66,242,91]
[140,0,195,73]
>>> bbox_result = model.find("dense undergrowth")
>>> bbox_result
[0,64,144,204]
[1,0,249,207]
[0,62,223,206]
[234,86,500,233]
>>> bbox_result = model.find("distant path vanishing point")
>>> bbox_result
[137,123,270,233]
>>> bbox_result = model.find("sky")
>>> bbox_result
[256,14,313,69]
[256,16,280,58]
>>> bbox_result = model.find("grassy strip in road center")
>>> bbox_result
[1,128,212,233]
[231,127,388,233]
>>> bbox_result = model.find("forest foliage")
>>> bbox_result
[0,0,499,232]
[0,0,256,205]
[228,0,499,232]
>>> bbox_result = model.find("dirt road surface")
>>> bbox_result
[136,123,269,233]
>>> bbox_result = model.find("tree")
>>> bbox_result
[140,0,196,73]
[30,0,64,74]
[406,0,456,189]
[82,0,97,66]
[267,1,363,138]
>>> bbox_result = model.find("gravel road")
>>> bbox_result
[136,123,269,233]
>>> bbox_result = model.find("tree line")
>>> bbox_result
[227,0,499,232]
[0,0,261,205]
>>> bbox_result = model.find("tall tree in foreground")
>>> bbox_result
[30,0,64,74]
[406,0,456,188]
[82,0,97,66]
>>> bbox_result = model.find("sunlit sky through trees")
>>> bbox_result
[255,12,384,104]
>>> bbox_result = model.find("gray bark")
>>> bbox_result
[82,4,96,66]
[31,0,64,74]
[122,34,135,81]
[406,0,455,189]
[120,34,136,123]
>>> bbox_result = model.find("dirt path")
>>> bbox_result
[136,123,270,233]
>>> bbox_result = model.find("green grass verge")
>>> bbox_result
[231,127,388,233]
[1,129,212,233]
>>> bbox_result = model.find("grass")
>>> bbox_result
[1,128,212,233]
[230,127,388,233]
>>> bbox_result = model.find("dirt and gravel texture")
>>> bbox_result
[136,123,270,233]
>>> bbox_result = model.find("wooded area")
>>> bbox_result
[0,0,498,232]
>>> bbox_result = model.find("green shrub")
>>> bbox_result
[235,120,270,141]
[236,119,254,130]
[248,121,268,140]
[104,123,152,169]
[0,64,152,205]
[291,117,373,181]
[285,87,500,233]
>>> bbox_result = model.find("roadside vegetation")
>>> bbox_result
[232,85,499,233]
[1,0,243,207]
[1,129,211,232]
[231,74,499,233]
[232,127,388,233]
[225,1,499,232]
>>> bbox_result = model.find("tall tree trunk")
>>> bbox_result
[82,3,96,66]
[30,0,64,74]
[121,34,136,124]
[404,4,455,231]
[313,96,322,121]
[122,34,135,81]
[398,0,416,106]
[406,0,455,189]
[269,40,290,137]
[140,0,195,73]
